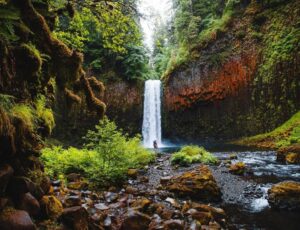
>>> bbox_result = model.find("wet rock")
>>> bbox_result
[125,185,138,194]
[95,203,109,211]
[0,208,36,230]
[65,195,81,207]
[160,176,172,185]
[229,162,245,175]
[120,210,151,230]
[40,195,63,219]
[104,192,118,203]
[0,197,9,210]
[7,176,33,196]
[165,166,221,201]
[16,192,40,217]
[127,169,138,179]
[189,209,212,225]
[0,164,14,195]
[165,197,180,208]
[131,198,151,211]
[190,203,226,223]
[67,181,88,190]
[149,214,163,230]
[140,176,149,183]
[163,219,184,230]
[268,181,300,210]
[61,206,89,230]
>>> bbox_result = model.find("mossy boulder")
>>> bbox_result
[277,144,300,164]
[229,162,246,175]
[39,195,63,219]
[0,208,36,230]
[268,181,300,210]
[60,206,89,230]
[165,166,221,201]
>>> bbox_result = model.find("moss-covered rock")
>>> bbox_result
[165,166,221,201]
[39,195,63,219]
[268,181,300,210]
[0,207,36,230]
[229,162,246,175]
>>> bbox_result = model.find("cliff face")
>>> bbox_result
[104,80,144,136]
[163,1,300,141]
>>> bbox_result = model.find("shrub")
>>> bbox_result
[41,118,154,187]
[171,145,218,166]
[0,93,15,111]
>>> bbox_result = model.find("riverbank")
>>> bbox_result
[34,149,300,229]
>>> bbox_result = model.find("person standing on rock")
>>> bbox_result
[153,140,158,149]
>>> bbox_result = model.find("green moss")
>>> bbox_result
[35,96,55,134]
[171,145,218,166]
[236,111,300,148]
[11,104,35,130]
[20,43,42,74]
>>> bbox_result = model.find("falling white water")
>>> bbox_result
[142,80,162,148]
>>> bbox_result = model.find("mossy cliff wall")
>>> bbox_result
[0,0,105,227]
[104,80,144,136]
[163,0,300,141]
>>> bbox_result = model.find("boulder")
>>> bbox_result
[39,195,63,219]
[277,144,300,164]
[165,166,221,201]
[64,195,82,207]
[60,206,89,230]
[120,210,151,230]
[16,193,40,217]
[0,208,36,230]
[0,164,14,195]
[229,162,245,175]
[268,181,300,210]
[7,176,33,196]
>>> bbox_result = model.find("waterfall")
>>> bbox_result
[142,80,162,148]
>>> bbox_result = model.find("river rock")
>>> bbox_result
[60,206,89,230]
[66,173,81,182]
[131,198,151,211]
[268,181,300,210]
[229,162,245,175]
[40,195,63,219]
[65,195,82,207]
[120,210,151,230]
[16,192,40,217]
[165,166,221,201]
[0,208,36,230]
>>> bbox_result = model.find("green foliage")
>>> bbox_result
[0,4,21,41]
[41,118,154,186]
[171,145,218,166]
[34,96,55,134]
[11,104,35,130]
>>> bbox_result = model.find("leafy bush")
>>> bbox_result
[41,118,154,186]
[171,145,218,166]
[0,93,15,111]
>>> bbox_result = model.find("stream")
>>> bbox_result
[152,146,300,230]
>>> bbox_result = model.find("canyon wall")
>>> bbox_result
[104,80,144,136]
[163,1,300,141]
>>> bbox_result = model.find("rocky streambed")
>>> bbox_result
[31,149,300,230]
